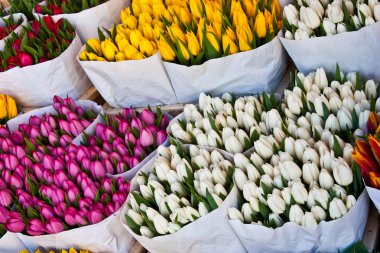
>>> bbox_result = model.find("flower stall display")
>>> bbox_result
[353,112,380,212]
[121,143,246,253]
[8,0,40,20]
[33,0,127,42]
[19,248,90,253]
[226,66,379,252]
[280,0,380,79]
[6,96,102,147]
[160,0,287,103]
[82,107,171,180]
[0,16,91,106]
[0,13,27,49]
[0,93,17,125]
[77,6,176,107]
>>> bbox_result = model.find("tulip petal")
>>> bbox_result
[369,171,380,189]
[352,150,379,174]
[368,112,380,133]
[369,135,380,165]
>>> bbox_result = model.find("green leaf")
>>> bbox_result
[206,188,218,211]
[258,201,270,220]
[332,136,343,157]
[125,214,141,234]
[335,64,341,83]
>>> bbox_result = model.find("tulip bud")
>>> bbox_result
[289,205,304,225]
[329,197,347,219]
[279,161,302,181]
[345,195,356,210]
[303,162,320,185]
[228,207,244,222]
[302,212,318,227]
[267,194,286,214]
[333,162,353,186]
[327,3,344,23]
[291,180,309,204]
[234,169,248,191]
[311,206,326,221]
[225,136,244,154]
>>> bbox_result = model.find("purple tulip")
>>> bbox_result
[90,161,106,179]
[139,128,154,147]
[112,137,125,148]
[32,151,44,163]
[118,121,129,135]
[67,145,78,154]
[10,174,23,188]
[160,114,170,129]
[58,120,71,135]
[88,136,97,146]
[123,156,131,166]
[11,131,24,145]
[131,118,142,130]
[147,125,159,136]
[58,105,71,115]
[5,212,25,233]
[29,116,42,126]
[112,191,126,204]
[77,146,90,162]
[78,198,93,210]
[0,205,10,223]
[88,208,104,224]
[76,172,89,187]
[4,154,19,170]
[122,108,135,120]
[75,106,84,116]
[14,165,26,179]
[129,156,141,168]
[115,144,128,157]
[43,155,55,170]
[133,145,147,159]
[67,112,79,121]
[84,184,97,200]
[40,122,53,137]
[140,109,155,126]
[75,211,89,226]
[98,151,109,161]
[64,207,77,226]
[54,170,69,187]
[95,123,106,140]
[156,130,167,146]
[42,170,54,184]
[16,189,31,204]
[52,188,65,204]
[117,162,129,174]
[53,95,64,104]
[47,132,59,147]
[0,189,12,207]
[105,203,116,217]
[54,202,68,218]
[104,127,117,142]
[124,132,136,146]
[41,205,55,220]
[69,120,85,137]
[2,169,11,184]
[102,159,114,174]
[46,115,57,129]
[59,134,73,148]
[0,126,10,137]
[100,193,111,204]
[2,139,14,153]
[46,218,64,234]
[81,119,91,129]
[27,218,46,236]
[120,182,131,193]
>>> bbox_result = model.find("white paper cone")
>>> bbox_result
[229,191,369,253]
[366,186,380,213]
[78,50,177,107]
[0,34,91,106]
[164,36,288,104]
[33,0,128,42]
[120,148,247,253]
[0,232,25,253]
[279,22,380,79]
[0,13,27,50]
[6,100,103,145]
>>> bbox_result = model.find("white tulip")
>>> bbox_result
[295,28,310,40]
[166,222,181,234]
[359,4,373,23]
[274,175,284,188]
[243,181,258,201]
[343,144,354,166]
[234,98,245,111]
[171,182,186,197]
[155,160,171,182]
[365,80,378,99]
[300,6,321,28]
[226,116,239,129]
[279,160,302,180]
[345,195,356,210]
[171,123,192,142]
[157,146,172,160]
[246,164,261,182]
[140,226,154,238]
[198,168,213,182]
[234,168,248,190]
[298,127,311,140]
[310,0,325,16]
[207,130,222,148]
[250,152,265,168]
[327,3,344,23]
[285,30,294,39]
[365,16,376,25]
[303,147,320,166]
[128,209,144,226]
[289,205,305,225]
[319,169,334,189]
[212,193,224,207]
[267,194,286,214]
[284,137,296,157]
[292,180,309,204]
[295,139,309,161]
[225,136,244,154]
[280,187,292,205]
[198,202,209,216]
[337,107,353,130]
[222,93,233,102]
[340,86,354,101]
[298,116,311,130]
[184,104,197,121]
[324,114,339,132]
[284,4,299,26]
[233,153,249,169]
[188,145,200,158]
[212,166,226,185]
[352,15,361,29]
[140,185,154,199]
[287,92,304,115]
[222,127,235,143]
[210,150,224,164]
[331,184,347,200]
[321,130,333,146]
[271,155,280,167]
[337,22,347,33]
[214,183,228,197]
[184,206,200,222]
[242,112,257,131]
[315,68,328,89]
[269,213,285,227]
[236,110,244,127]
[220,160,234,170]
[236,129,251,148]
[374,4,380,21]
[314,95,330,117]
[314,188,330,209]
[249,196,260,212]
[196,133,208,146]
[329,96,342,114]
[329,198,348,219]
[254,139,273,160]
[228,207,244,222]
[215,114,227,129]
[359,110,370,130]
[333,162,353,186]
[170,208,189,224]
[261,175,274,189]
[256,187,268,204]
[199,93,211,111]
[153,214,169,235]
[298,21,314,35]
[301,212,318,228]
[303,162,320,185]
[311,206,326,221]
[242,203,254,223]
[266,109,282,131]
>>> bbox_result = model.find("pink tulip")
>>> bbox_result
[1,139,13,153]
[139,128,154,147]
[119,182,131,193]
[88,209,104,224]
[54,158,65,171]
[67,112,78,121]
[5,212,25,233]
[115,144,128,157]
[131,118,142,130]
[133,145,147,159]
[116,162,128,174]
[102,142,112,154]
[54,170,69,187]
[40,185,53,198]
[101,178,114,194]
[125,132,136,146]
[54,202,68,218]
[42,170,54,184]
[27,218,46,236]
[160,114,170,129]
[0,126,10,137]
[58,120,71,135]
[118,121,129,135]
[20,157,33,169]
[63,97,76,109]
[67,161,80,178]
[47,132,59,147]
[77,146,90,162]
[0,189,12,207]
[46,115,57,129]
[11,131,24,145]
[14,165,26,179]
[78,198,93,210]
[122,108,135,120]
[0,205,10,223]
[129,156,141,168]
[29,126,42,139]
[98,151,109,161]
[140,109,155,126]
[12,146,26,159]
[88,136,97,146]
[123,156,131,167]
[60,134,73,147]
[52,188,65,204]
[41,205,55,220]
[46,218,64,234]
[76,172,89,187]
[75,106,84,116]
[112,192,126,204]
[32,151,44,163]
[10,174,23,188]
[90,161,106,179]
[112,137,125,148]
[109,152,122,162]
[147,125,159,135]
[75,211,89,226]
[156,130,167,146]
[69,120,85,137]
[2,169,11,184]
[51,147,65,157]
[89,150,98,160]
[0,178,6,189]
[81,119,91,129]
[84,184,97,200]
[53,95,64,105]
[61,180,76,191]
[95,123,107,140]
[43,155,55,170]
[102,159,114,174]
[4,154,19,170]
[100,193,111,204]
[79,158,90,172]
[64,207,77,226]
[67,145,78,154]
[58,105,71,115]
[105,203,116,217]
[32,164,44,178]
[29,116,42,126]
[104,127,117,142]
[40,122,53,137]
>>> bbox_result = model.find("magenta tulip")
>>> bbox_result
[58,105,71,115]
[69,120,85,137]
[88,136,97,146]
[75,106,84,116]
[2,169,11,184]
[67,112,79,121]
[61,180,76,191]
[0,126,10,137]
[88,208,104,224]
[116,162,128,174]
[119,182,131,193]
[14,165,26,179]
[0,189,12,207]
[101,178,114,194]
[81,119,91,129]
[139,128,154,147]
[140,109,155,126]
[133,145,147,159]
[118,121,129,135]
[51,147,65,157]
[43,155,55,170]
[98,151,109,161]
[46,115,57,129]
[129,156,140,168]
[124,132,136,146]
[63,97,76,109]
[76,146,90,162]
[78,198,93,210]
[156,130,167,146]
[131,118,142,130]
[46,218,64,234]
[76,172,89,187]
[60,134,73,147]
[0,178,6,189]
[122,108,135,120]
[54,202,68,218]
[75,211,89,226]
[95,123,106,141]
[9,174,23,188]
[4,154,19,170]
[1,139,13,153]
[64,207,77,226]
[40,122,53,137]
[90,161,106,179]
[32,151,44,163]
[54,170,69,187]
[27,218,46,236]
[109,152,122,163]
[41,205,55,220]
[0,206,10,223]
[11,131,24,145]
[67,160,80,178]
[104,127,117,142]
[115,144,128,156]
[42,170,54,184]
[112,137,124,147]
[32,164,44,178]
[29,116,42,126]
[105,203,116,217]
[53,95,64,105]
[58,120,71,135]
[160,114,170,129]
[52,188,65,204]
[5,212,25,233]
[29,126,42,139]
[112,191,126,204]
[20,157,33,169]
[40,185,53,198]
[48,132,59,147]
[12,146,26,159]
[84,184,97,200]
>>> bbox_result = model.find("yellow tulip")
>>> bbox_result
[189,0,202,19]
[123,14,137,29]
[115,33,127,45]
[222,33,239,55]
[133,52,146,60]
[96,56,107,61]
[264,9,274,33]
[185,31,200,56]
[168,5,181,17]
[79,50,88,61]
[205,27,221,52]
[116,24,129,37]
[271,0,281,20]
[232,9,248,28]
[205,2,215,21]
[153,2,166,19]
[236,30,252,51]
[141,4,153,15]
[86,52,99,61]
[0,97,7,119]
[197,17,205,44]
[139,12,153,25]
[158,38,176,61]
[168,24,186,43]
[101,39,118,61]
[163,10,173,23]
[139,39,156,56]
[236,23,253,43]
[115,52,126,61]
[124,45,139,59]
[178,40,190,61]
[140,0,150,7]
[62,250,69,253]
[254,11,267,38]
[142,23,154,40]
[68,248,78,253]
[154,23,164,39]
[211,8,222,24]
[242,0,255,19]
[87,38,102,56]
[6,95,17,119]
[212,21,222,41]
[225,27,237,41]
[132,1,141,16]
[117,38,130,52]
[130,29,143,48]
[179,7,191,24]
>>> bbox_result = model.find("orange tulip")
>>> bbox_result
[369,171,380,188]
[352,140,379,174]
[369,135,380,164]
[368,112,380,133]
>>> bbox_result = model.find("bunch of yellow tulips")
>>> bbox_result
[0,94,17,125]
[80,0,281,65]
[19,248,90,253]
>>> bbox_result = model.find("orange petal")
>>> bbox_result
[369,171,380,189]
[352,149,379,173]
[355,140,373,156]
[369,135,380,165]
[368,112,380,133]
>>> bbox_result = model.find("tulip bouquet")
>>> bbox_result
[0,16,74,71]
[81,107,170,178]
[19,248,90,253]
[0,94,17,125]
[8,0,40,19]
[0,14,24,40]
[282,0,380,40]
[122,143,245,252]
[34,0,108,15]
[169,92,281,154]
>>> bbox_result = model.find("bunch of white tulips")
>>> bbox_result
[170,92,280,154]
[125,144,235,237]
[283,0,380,40]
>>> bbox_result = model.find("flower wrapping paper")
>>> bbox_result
[0,13,27,50]
[78,50,177,108]
[33,0,128,42]
[228,191,369,253]
[279,22,380,80]
[0,232,25,253]
[164,36,288,104]
[366,187,380,213]
[0,34,91,106]
[120,147,247,253]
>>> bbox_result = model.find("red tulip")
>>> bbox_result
[42,16,55,31]
[5,212,25,233]
[17,52,33,67]
[46,218,64,234]
[35,4,43,14]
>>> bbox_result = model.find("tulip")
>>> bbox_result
[45,218,64,234]
[267,194,286,214]
[87,208,104,225]
[303,162,320,185]
[284,5,299,26]
[279,161,302,181]
[319,168,334,189]
[289,204,304,225]
[311,206,326,222]
[228,207,244,222]
[302,212,318,227]
[329,198,347,219]
[291,180,309,204]
[0,189,12,207]
[5,212,25,233]
[333,162,353,186]
[27,218,46,236]
[234,169,248,190]
[254,139,273,160]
